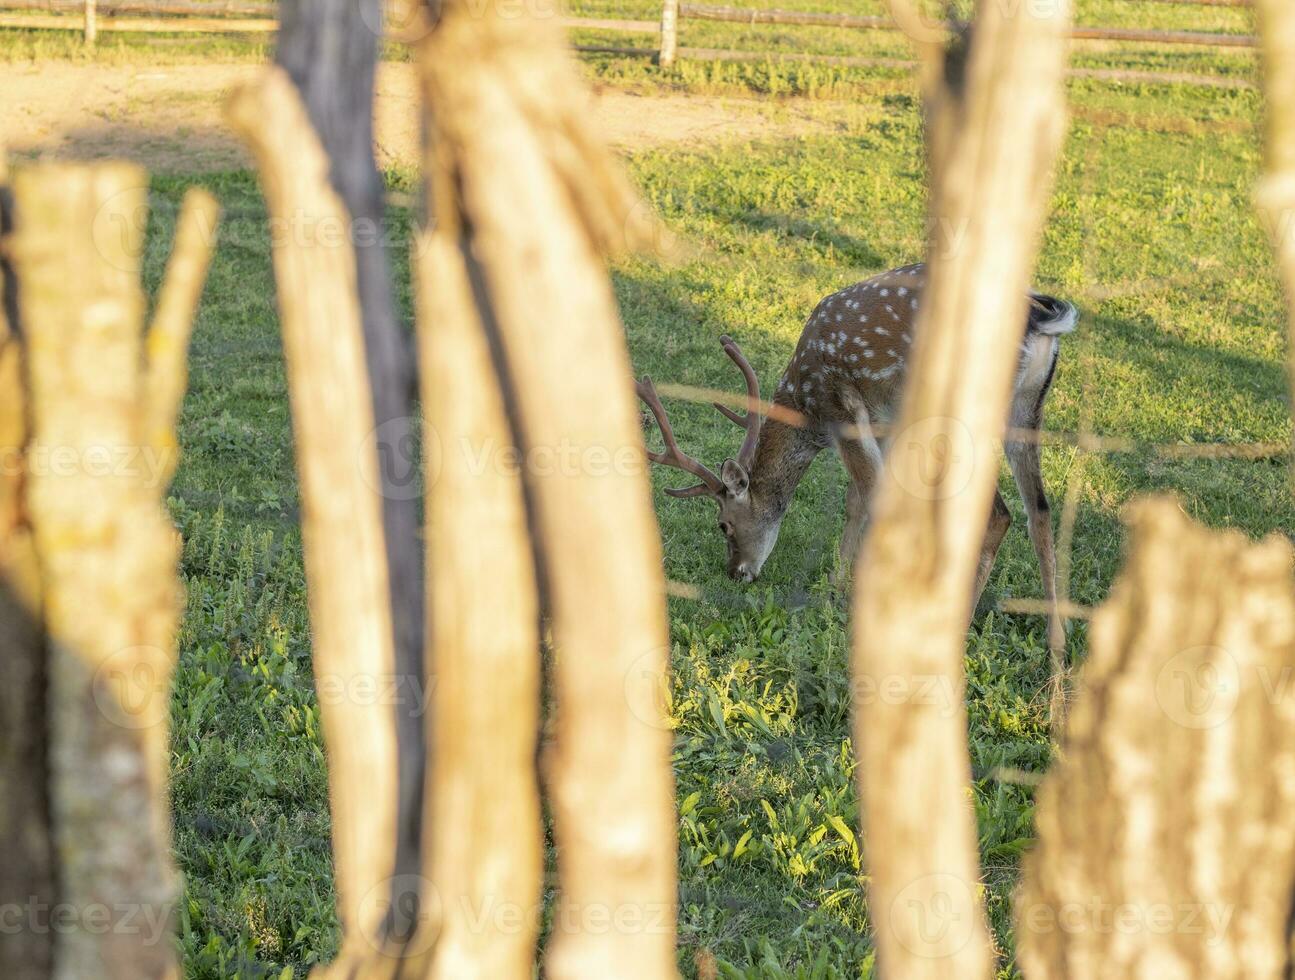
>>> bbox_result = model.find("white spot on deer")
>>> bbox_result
[863,350,874,359]
[880,289,889,297]
[849,354,858,363]
[898,287,908,297]
[875,327,889,337]
[801,381,811,393]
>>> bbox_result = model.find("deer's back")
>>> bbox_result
[774,263,1068,435]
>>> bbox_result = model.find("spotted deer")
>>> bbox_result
[636,262,1078,643]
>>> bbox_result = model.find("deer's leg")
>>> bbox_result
[1006,424,1064,652]
[971,489,1012,614]
[833,427,883,586]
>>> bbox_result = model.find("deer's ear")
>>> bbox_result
[720,458,749,496]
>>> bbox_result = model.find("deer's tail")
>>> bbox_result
[1027,294,1079,336]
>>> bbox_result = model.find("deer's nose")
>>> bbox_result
[735,564,755,584]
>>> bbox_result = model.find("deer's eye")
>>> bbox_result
[718,521,733,537]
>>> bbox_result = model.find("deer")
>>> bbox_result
[635,262,1078,647]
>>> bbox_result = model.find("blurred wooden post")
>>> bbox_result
[1254,0,1295,444]
[274,0,429,958]
[84,0,96,45]
[1017,500,1295,978]
[412,229,543,980]
[227,71,403,969]
[848,1,1071,976]
[415,1,678,976]
[8,164,215,980]
[659,0,679,68]
[0,148,55,980]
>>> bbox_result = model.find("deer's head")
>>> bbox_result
[637,336,781,583]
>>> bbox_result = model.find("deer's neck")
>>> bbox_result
[749,418,819,519]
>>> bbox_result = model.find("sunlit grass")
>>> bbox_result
[28,5,1284,976]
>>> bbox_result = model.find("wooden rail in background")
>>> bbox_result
[0,10,273,30]
[676,3,1256,47]
[1,0,272,12]
[0,8,657,34]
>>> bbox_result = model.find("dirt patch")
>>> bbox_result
[2,60,845,173]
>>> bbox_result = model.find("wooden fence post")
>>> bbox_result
[7,164,215,979]
[412,227,544,980]
[848,0,1072,975]
[83,0,96,45]
[659,0,679,68]
[227,71,403,969]
[414,1,678,977]
[274,0,428,959]
[1254,0,1295,428]
[0,148,55,980]
[1017,500,1295,979]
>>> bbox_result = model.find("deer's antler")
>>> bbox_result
[636,376,724,498]
[712,335,762,469]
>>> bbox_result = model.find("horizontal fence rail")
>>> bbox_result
[677,3,1257,47]
[0,11,274,30]
[1,0,271,12]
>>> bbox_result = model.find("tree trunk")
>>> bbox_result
[847,3,1072,977]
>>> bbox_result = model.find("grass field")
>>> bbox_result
[4,2,1291,977]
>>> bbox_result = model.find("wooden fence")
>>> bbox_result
[0,0,1260,84]
[5,0,1295,976]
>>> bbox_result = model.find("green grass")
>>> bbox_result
[30,10,1289,979]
